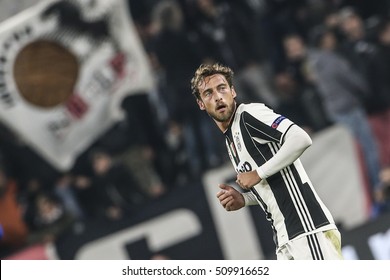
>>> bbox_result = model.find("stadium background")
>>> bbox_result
[0,0,390,260]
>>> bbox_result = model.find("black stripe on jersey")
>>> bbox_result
[239,114,273,165]
[307,235,316,259]
[242,111,283,143]
[267,171,307,239]
[307,234,324,260]
[313,234,325,259]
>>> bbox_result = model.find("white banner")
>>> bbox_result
[0,0,154,170]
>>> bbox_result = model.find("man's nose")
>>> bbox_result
[215,92,222,101]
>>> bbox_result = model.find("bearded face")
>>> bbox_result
[196,74,236,130]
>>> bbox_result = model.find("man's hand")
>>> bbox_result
[216,184,245,211]
[236,170,261,190]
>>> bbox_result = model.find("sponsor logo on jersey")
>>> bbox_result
[236,161,252,173]
[271,115,286,129]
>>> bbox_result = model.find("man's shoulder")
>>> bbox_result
[237,102,269,116]
[237,102,266,111]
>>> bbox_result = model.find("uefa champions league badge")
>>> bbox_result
[271,115,286,129]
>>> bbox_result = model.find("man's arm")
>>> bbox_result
[236,124,312,189]
[242,191,259,206]
[256,124,312,179]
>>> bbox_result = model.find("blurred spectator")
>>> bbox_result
[309,25,342,53]
[339,0,390,20]
[117,144,167,199]
[273,70,330,133]
[73,87,169,198]
[75,149,148,221]
[54,175,85,221]
[27,192,74,244]
[225,0,269,63]
[72,175,97,219]
[317,9,346,49]
[150,0,203,119]
[367,19,390,168]
[149,0,224,177]
[18,176,75,245]
[0,123,60,192]
[147,53,196,187]
[338,8,390,170]
[337,8,379,109]
[283,34,381,211]
[190,0,278,107]
[164,120,193,186]
[21,178,46,231]
[0,161,29,257]
[121,93,172,189]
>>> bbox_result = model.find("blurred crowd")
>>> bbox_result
[1,0,390,258]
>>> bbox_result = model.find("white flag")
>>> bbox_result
[0,0,154,170]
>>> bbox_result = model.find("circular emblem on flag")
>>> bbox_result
[13,40,79,108]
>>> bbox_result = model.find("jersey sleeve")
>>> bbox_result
[242,191,259,206]
[256,122,312,179]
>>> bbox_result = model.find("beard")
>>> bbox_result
[208,101,236,123]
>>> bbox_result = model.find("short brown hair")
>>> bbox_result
[191,63,234,100]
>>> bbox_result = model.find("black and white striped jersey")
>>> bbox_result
[224,103,337,248]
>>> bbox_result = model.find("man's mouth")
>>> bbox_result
[216,104,226,112]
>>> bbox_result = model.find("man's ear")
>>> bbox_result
[231,86,237,98]
[197,98,206,110]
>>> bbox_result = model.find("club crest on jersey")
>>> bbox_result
[229,142,237,159]
[234,132,241,152]
[271,115,286,129]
